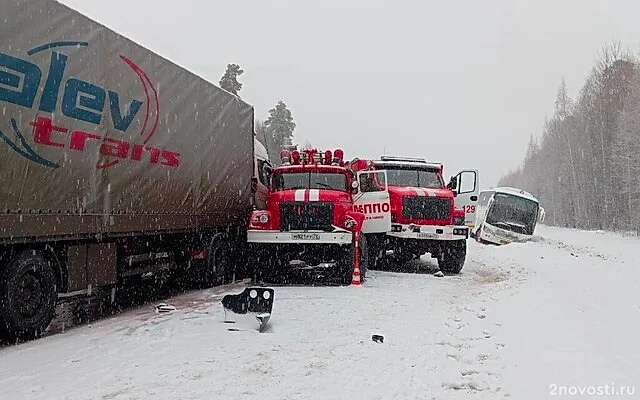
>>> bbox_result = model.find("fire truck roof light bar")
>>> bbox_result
[279,147,345,167]
[380,155,428,163]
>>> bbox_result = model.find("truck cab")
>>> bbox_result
[247,147,390,284]
[252,137,272,210]
[346,155,479,273]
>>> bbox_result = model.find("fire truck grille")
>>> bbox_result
[402,196,451,221]
[279,201,334,232]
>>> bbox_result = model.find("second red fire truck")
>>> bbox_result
[346,155,479,274]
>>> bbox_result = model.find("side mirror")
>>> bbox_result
[351,180,359,193]
[447,176,458,191]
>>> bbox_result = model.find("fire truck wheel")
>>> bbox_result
[359,235,369,281]
[365,235,386,271]
[438,240,466,274]
[207,233,233,286]
[0,250,58,342]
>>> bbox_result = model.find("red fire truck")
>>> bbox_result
[246,147,392,284]
[346,155,479,273]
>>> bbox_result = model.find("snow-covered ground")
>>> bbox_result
[1,225,638,399]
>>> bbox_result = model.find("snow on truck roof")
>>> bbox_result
[373,155,442,170]
[254,137,269,161]
[484,187,539,202]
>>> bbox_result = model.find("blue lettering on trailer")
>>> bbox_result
[0,41,143,131]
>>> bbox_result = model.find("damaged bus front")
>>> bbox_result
[471,187,544,245]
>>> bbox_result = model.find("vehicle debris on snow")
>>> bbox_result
[222,287,275,333]
[154,303,177,313]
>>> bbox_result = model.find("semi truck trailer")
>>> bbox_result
[0,0,270,341]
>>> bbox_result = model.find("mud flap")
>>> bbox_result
[222,287,274,332]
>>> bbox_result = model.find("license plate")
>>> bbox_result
[417,232,437,239]
[291,233,321,241]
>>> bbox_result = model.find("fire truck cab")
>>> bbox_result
[247,147,391,284]
[346,155,479,274]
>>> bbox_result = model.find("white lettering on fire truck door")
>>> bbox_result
[353,202,391,220]
[354,170,392,234]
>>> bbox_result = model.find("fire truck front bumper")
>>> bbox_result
[387,223,469,241]
[247,230,353,245]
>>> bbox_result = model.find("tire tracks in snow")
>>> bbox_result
[436,241,531,397]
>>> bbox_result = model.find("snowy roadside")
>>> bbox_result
[487,224,640,399]
[0,225,638,399]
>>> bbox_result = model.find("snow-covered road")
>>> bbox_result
[1,225,638,399]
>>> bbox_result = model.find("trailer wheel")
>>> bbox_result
[438,240,466,274]
[207,233,234,286]
[0,250,58,342]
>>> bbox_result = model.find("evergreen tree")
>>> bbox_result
[219,63,244,96]
[264,100,296,153]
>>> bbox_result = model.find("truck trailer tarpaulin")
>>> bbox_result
[0,0,256,241]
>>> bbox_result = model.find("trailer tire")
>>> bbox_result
[0,250,58,342]
[438,240,466,274]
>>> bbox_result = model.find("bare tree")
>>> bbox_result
[498,41,640,233]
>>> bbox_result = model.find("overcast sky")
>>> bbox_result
[60,0,640,188]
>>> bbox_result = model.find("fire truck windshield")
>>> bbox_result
[485,193,539,235]
[272,171,348,192]
[386,168,444,189]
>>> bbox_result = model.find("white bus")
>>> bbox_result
[470,187,545,245]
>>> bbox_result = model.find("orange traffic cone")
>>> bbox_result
[351,265,361,286]
[351,232,362,286]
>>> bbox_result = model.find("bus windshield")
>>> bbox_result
[272,171,348,192]
[386,168,444,189]
[485,193,539,235]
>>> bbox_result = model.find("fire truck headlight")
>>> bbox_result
[251,212,270,225]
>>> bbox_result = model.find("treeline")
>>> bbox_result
[498,43,640,233]
[218,64,297,164]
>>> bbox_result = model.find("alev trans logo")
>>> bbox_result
[0,40,180,169]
